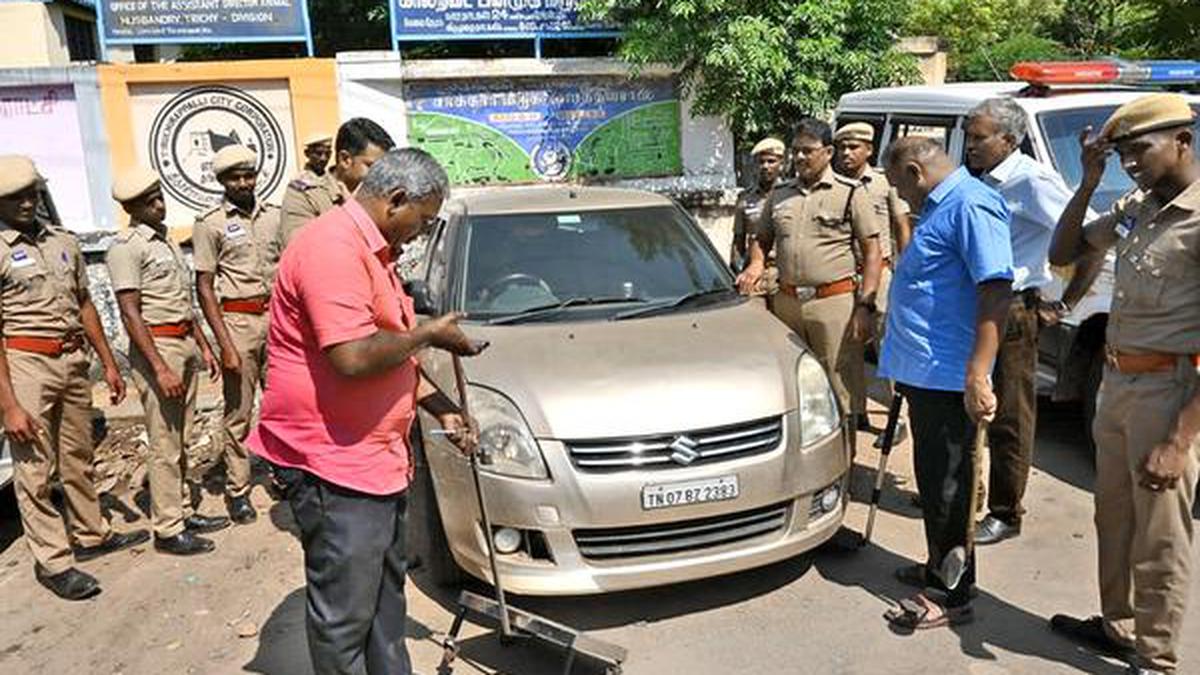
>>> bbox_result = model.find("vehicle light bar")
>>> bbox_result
[1011,60,1200,86]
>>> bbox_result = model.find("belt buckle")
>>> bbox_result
[795,285,817,302]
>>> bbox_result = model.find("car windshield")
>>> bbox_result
[460,205,735,322]
[1039,105,1200,213]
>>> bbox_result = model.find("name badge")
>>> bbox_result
[10,250,36,269]
[1115,215,1136,239]
[225,222,247,239]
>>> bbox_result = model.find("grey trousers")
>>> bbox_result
[277,466,412,675]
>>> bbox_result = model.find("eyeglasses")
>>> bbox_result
[792,145,828,157]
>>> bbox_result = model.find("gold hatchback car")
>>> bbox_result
[406,185,850,595]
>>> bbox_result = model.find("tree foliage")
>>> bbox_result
[579,0,918,143]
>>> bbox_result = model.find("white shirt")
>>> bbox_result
[983,151,1073,292]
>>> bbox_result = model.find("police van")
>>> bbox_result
[834,60,1200,442]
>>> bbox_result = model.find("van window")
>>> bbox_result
[886,116,957,151]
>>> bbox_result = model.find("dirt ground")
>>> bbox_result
[0,388,1198,675]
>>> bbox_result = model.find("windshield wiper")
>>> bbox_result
[611,288,737,321]
[487,296,647,325]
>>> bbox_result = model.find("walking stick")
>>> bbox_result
[861,392,904,547]
[938,420,987,591]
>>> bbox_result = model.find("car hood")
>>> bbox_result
[454,301,807,440]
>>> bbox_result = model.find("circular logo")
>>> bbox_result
[148,84,287,210]
[531,139,572,180]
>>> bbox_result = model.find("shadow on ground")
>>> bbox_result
[814,542,1127,674]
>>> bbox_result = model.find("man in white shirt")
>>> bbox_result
[964,98,1105,545]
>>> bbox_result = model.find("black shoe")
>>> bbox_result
[227,496,258,525]
[856,416,883,434]
[873,419,908,449]
[154,530,216,556]
[74,529,151,562]
[1050,614,1137,662]
[185,514,231,534]
[975,515,1021,545]
[35,565,101,601]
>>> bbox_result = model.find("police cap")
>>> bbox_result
[0,155,42,198]
[111,167,161,203]
[1103,93,1197,143]
[212,145,258,176]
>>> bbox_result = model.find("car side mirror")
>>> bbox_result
[404,280,438,316]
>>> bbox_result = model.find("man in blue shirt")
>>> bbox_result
[964,98,1106,545]
[879,137,1014,629]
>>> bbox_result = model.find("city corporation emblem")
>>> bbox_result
[148,84,287,210]
[530,139,572,181]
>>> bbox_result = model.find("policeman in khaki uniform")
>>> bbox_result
[1049,94,1200,674]
[732,137,786,272]
[107,168,225,556]
[193,145,280,524]
[738,118,885,424]
[834,122,912,442]
[0,156,147,600]
[279,117,394,248]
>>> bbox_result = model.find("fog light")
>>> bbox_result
[492,527,522,554]
[820,484,842,513]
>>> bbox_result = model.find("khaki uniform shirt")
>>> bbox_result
[759,167,883,286]
[1084,180,1200,354]
[856,167,908,260]
[732,182,774,264]
[0,222,87,338]
[279,169,349,248]
[105,223,194,325]
[192,199,281,300]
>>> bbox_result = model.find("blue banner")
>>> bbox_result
[98,0,311,46]
[405,78,682,184]
[392,0,609,40]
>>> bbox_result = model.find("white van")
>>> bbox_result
[834,69,1200,440]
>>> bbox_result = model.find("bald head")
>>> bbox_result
[884,137,956,212]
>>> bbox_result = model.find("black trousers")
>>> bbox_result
[898,383,977,607]
[276,466,412,675]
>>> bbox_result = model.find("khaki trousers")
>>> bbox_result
[846,267,893,416]
[986,297,1040,524]
[129,336,200,538]
[8,349,110,575]
[772,290,855,415]
[220,311,267,498]
[1093,360,1200,672]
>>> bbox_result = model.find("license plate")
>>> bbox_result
[641,475,739,510]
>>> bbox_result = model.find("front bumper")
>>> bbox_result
[424,410,849,596]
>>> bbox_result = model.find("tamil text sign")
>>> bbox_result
[392,0,608,40]
[99,0,311,46]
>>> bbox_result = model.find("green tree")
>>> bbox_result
[958,34,1073,82]
[1050,0,1154,58]
[579,0,918,144]
[904,0,1068,79]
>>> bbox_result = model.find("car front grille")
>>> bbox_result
[573,502,790,561]
[565,416,783,472]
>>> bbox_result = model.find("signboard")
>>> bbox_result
[391,0,613,42]
[128,80,297,225]
[97,0,313,52]
[0,84,97,233]
[405,78,682,184]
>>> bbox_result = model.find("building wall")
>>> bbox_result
[0,3,60,67]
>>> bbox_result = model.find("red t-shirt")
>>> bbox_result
[248,200,418,495]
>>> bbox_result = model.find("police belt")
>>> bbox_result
[4,333,84,357]
[778,277,856,301]
[148,321,194,338]
[1105,346,1200,374]
[221,296,269,314]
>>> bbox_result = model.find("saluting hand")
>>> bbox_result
[2,404,42,444]
[104,365,127,405]
[1078,126,1112,189]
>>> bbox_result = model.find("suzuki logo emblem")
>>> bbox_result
[668,435,701,465]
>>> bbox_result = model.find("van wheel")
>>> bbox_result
[410,424,464,587]
[1082,348,1104,455]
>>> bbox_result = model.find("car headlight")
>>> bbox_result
[797,352,840,447]
[467,385,548,479]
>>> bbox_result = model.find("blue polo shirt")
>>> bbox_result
[879,167,1014,392]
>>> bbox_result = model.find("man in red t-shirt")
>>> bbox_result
[249,148,481,675]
